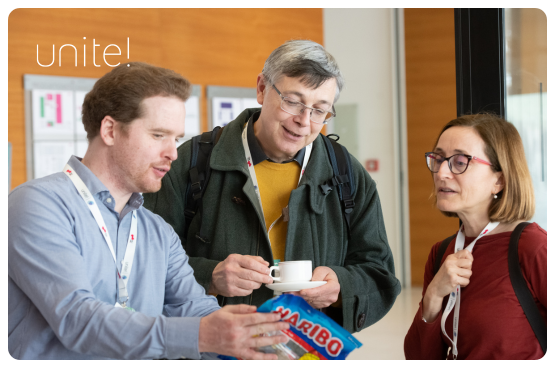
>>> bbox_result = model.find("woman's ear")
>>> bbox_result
[494,172,505,195]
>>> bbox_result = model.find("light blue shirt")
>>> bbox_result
[8,156,220,359]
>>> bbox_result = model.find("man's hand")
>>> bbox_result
[209,254,274,297]
[198,304,289,359]
[290,266,341,309]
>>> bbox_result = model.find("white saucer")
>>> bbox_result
[265,281,327,293]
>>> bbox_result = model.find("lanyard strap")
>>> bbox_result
[241,123,312,241]
[440,221,499,359]
[63,164,138,306]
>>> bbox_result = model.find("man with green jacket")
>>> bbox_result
[144,40,401,333]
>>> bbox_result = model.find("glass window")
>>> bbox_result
[505,8,547,229]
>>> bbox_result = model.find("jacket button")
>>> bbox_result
[357,313,366,329]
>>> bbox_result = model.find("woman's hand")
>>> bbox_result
[422,249,474,323]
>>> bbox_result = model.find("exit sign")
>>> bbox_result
[365,159,379,172]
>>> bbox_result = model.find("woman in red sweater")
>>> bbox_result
[404,114,546,360]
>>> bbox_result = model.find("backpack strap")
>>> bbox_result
[184,126,224,246]
[319,134,356,238]
[508,222,546,354]
[434,234,457,275]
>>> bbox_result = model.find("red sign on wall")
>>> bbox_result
[365,159,379,172]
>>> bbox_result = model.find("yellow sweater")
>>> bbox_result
[254,160,301,263]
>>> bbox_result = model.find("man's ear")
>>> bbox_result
[256,73,267,105]
[99,116,117,146]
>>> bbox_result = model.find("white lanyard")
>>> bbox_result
[440,221,499,359]
[64,164,138,308]
[241,123,312,239]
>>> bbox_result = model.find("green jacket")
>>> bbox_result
[143,108,401,333]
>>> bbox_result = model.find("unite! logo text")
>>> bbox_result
[37,37,131,67]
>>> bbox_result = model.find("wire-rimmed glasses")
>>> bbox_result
[272,84,336,124]
[425,152,493,174]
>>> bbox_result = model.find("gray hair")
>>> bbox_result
[262,40,344,103]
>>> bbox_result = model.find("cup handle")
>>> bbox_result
[269,266,280,282]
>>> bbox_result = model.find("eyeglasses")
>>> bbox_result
[272,84,336,124]
[425,152,493,175]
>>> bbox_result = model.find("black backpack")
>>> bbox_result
[434,222,546,354]
[183,127,356,244]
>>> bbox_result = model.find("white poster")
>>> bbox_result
[75,140,89,158]
[33,141,75,179]
[241,98,260,110]
[184,95,200,136]
[211,97,242,127]
[74,91,88,139]
[32,90,74,139]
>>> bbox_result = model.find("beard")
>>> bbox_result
[110,155,168,195]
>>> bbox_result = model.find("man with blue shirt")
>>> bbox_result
[8,62,288,360]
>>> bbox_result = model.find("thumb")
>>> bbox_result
[455,249,474,261]
[310,266,330,282]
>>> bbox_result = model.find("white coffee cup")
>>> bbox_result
[269,260,312,283]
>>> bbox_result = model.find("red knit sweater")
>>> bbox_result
[404,223,547,360]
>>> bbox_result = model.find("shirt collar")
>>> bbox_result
[247,111,305,166]
[66,155,144,211]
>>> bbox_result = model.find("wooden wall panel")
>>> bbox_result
[404,9,459,285]
[8,8,323,189]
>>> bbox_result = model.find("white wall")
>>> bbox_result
[324,9,407,285]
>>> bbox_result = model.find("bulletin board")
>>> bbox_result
[23,74,201,180]
[206,86,259,129]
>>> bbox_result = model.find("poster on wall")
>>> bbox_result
[74,91,88,139]
[184,95,200,137]
[207,86,259,129]
[33,141,76,179]
[241,98,259,110]
[211,97,243,127]
[211,97,260,127]
[31,90,74,139]
[76,140,89,158]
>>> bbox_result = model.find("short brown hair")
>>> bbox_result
[431,113,535,222]
[82,62,191,140]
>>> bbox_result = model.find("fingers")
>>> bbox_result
[236,255,271,275]
[299,280,340,309]
[250,332,289,348]
[444,252,473,270]
[458,276,471,288]
[456,268,472,279]
[300,284,326,298]
[246,255,270,267]
[456,258,473,270]
[239,311,283,326]
[300,279,338,298]
[233,277,264,291]
[222,304,257,315]
[246,321,290,337]
[455,249,474,261]
[237,267,273,285]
